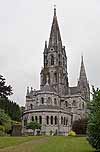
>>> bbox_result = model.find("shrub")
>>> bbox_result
[68,130,76,136]
[72,118,88,135]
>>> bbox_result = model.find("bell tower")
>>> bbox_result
[40,8,69,95]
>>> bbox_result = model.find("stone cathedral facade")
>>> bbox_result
[22,8,90,135]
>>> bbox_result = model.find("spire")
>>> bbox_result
[78,55,90,101]
[48,7,62,49]
[54,5,56,16]
[79,55,87,81]
[26,86,29,96]
[45,41,47,48]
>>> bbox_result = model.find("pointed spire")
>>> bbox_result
[78,55,88,87]
[48,7,62,49]
[79,55,87,80]
[45,41,47,48]
[26,86,29,96]
[54,5,56,16]
[78,55,90,101]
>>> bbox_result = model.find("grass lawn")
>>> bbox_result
[0,136,95,152]
[0,136,42,149]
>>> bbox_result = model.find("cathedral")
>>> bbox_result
[22,8,90,135]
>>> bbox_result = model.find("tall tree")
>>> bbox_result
[0,108,11,133]
[87,87,100,150]
[0,75,12,98]
[0,75,21,121]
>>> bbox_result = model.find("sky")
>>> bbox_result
[0,0,100,106]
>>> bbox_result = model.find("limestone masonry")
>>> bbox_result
[22,8,90,135]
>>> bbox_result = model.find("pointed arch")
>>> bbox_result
[55,116,58,125]
[51,116,53,125]
[54,72,57,83]
[46,116,49,125]
[39,116,42,124]
[51,54,54,65]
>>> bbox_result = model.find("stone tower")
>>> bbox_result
[40,8,69,95]
[77,56,90,101]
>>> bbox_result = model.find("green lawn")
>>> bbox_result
[0,136,95,152]
[0,136,42,149]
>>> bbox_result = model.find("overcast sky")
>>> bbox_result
[0,0,100,106]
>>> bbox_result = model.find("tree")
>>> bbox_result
[72,118,88,135]
[0,98,21,122]
[26,121,41,135]
[0,75,12,98]
[87,87,100,150]
[0,108,12,133]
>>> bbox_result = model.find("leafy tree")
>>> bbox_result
[0,75,21,121]
[0,75,12,98]
[0,108,12,133]
[0,98,21,121]
[72,118,88,135]
[27,121,41,134]
[87,87,100,150]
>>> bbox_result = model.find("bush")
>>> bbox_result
[68,131,76,136]
[72,118,88,135]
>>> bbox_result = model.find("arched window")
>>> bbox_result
[35,116,38,122]
[65,101,68,107]
[54,72,57,83]
[63,57,65,66]
[41,97,44,104]
[66,118,68,126]
[55,116,58,125]
[51,116,53,125]
[32,116,34,121]
[64,117,66,125]
[58,54,61,65]
[30,104,33,109]
[46,116,49,125]
[24,118,27,126]
[79,103,81,109]
[82,102,85,109]
[39,116,42,124]
[61,116,63,124]
[51,55,54,65]
[48,97,52,105]
[54,98,57,105]
[73,100,76,106]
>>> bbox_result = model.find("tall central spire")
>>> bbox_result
[48,7,62,49]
